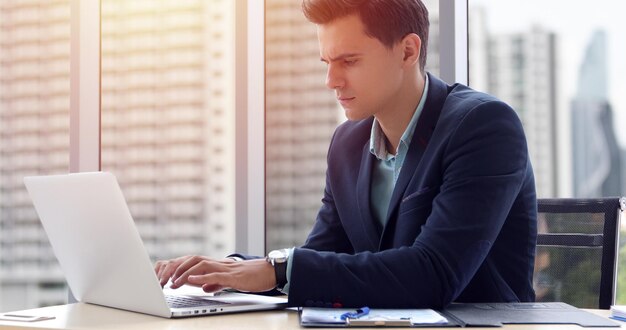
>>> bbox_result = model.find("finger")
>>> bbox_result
[172,261,211,288]
[155,264,165,286]
[202,284,227,293]
[173,260,225,288]
[171,256,204,282]
[155,262,171,287]
[155,261,169,278]
[187,273,231,291]
[161,258,191,288]
[156,262,175,287]
[156,262,169,278]
[154,261,162,275]
[159,265,174,287]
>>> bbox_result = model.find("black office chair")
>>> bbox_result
[533,197,625,309]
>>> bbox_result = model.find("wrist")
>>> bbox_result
[266,249,290,291]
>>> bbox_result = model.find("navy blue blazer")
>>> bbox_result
[287,74,537,309]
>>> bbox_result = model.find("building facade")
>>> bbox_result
[264,0,340,251]
[0,0,235,312]
[0,0,71,311]
[571,30,622,197]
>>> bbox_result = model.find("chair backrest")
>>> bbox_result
[534,197,625,309]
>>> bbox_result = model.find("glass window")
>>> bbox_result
[100,0,236,261]
[0,0,71,311]
[469,0,626,304]
[264,0,440,251]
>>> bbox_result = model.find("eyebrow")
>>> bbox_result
[320,53,362,63]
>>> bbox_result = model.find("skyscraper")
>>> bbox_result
[100,0,236,261]
[571,30,622,197]
[0,0,71,311]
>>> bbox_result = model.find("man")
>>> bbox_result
[155,0,537,308]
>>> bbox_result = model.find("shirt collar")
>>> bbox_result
[369,75,430,160]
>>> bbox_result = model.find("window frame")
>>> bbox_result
[439,0,469,85]
[70,0,100,174]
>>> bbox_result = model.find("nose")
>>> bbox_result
[325,64,344,90]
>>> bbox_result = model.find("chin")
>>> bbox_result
[343,109,370,121]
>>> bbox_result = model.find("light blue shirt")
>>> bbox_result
[283,76,429,293]
[369,75,429,226]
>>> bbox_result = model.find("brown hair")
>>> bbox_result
[302,0,429,72]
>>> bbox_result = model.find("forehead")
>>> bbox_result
[317,14,385,59]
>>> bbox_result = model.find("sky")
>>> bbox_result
[471,0,626,146]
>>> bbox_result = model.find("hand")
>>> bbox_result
[155,256,277,293]
[154,255,211,288]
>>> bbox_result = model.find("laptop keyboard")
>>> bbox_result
[165,295,230,309]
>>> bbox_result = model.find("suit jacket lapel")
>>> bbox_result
[382,74,448,235]
[356,141,382,251]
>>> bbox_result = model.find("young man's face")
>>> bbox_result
[318,14,408,121]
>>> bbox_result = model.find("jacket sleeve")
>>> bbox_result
[287,100,531,308]
[299,130,355,255]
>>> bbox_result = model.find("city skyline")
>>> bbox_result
[472,0,626,148]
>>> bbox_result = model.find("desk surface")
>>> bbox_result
[0,303,626,330]
[0,303,622,330]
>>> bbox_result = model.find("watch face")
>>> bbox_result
[268,249,288,262]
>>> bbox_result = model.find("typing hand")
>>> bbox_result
[154,255,212,288]
[155,256,277,293]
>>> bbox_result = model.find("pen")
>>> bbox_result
[340,307,370,320]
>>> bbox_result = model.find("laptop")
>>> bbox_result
[23,171,287,318]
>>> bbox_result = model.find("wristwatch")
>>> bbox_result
[266,248,290,291]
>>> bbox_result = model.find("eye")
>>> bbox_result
[344,59,357,66]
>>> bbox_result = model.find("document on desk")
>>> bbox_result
[610,305,626,321]
[300,307,458,327]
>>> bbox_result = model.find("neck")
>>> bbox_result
[376,73,426,154]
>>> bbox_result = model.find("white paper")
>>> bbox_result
[610,305,626,319]
[301,307,448,325]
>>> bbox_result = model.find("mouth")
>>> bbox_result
[338,97,355,106]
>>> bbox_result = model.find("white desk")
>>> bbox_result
[0,303,622,330]
[0,303,294,330]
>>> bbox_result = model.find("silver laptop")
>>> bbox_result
[23,171,287,318]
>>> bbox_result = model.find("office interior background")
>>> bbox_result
[0,0,625,312]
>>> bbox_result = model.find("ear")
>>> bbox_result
[400,33,421,68]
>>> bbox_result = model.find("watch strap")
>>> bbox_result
[267,249,289,291]
[273,258,288,290]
